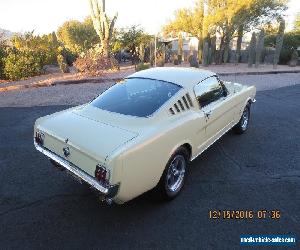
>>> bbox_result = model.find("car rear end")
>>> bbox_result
[34,108,138,204]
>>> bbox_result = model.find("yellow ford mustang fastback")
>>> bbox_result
[34,67,256,204]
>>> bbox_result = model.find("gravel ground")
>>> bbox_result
[0,73,299,107]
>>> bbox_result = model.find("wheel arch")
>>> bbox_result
[169,142,193,162]
[245,97,253,108]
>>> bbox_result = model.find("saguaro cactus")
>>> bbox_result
[89,0,117,58]
[235,25,243,64]
[139,43,145,63]
[178,33,183,64]
[210,36,216,64]
[202,41,209,66]
[255,29,265,68]
[149,40,155,66]
[248,32,256,67]
[273,19,285,69]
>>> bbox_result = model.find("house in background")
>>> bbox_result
[161,32,199,61]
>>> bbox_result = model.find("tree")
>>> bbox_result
[233,0,287,64]
[204,0,254,63]
[3,31,63,80]
[294,12,300,32]
[163,0,287,65]
[265,31,300,64]
[118,25,152,64]
[57,18,98,55]
[11,31,59,65]
[89,0,117,58]
[163,1,204,62]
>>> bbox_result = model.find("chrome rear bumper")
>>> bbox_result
[34,142,119,199]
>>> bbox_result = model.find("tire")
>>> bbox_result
[233,104,250,134]
[154,147,189,201]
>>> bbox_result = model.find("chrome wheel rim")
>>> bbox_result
[166,155,186,193]
[241,108,249,130]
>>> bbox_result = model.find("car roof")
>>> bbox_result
[126,67,216,88]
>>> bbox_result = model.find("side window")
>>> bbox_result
[194,76,224,108]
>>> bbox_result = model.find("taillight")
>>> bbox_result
[35,131,45,145]
[95,164,110,185]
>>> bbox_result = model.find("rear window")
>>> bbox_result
[91,78,182,117]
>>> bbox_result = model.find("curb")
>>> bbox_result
[52,77,123,86]
[218,70,300,76]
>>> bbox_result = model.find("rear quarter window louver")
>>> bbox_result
[169,93,193,115]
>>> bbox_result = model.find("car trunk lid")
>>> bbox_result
[37,110,138,176]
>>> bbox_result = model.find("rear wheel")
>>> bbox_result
[154,147,189,200]
[233,104,250,134]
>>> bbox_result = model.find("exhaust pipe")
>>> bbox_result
[98,194,114,205]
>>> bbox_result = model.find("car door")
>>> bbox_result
[194,76,235,149]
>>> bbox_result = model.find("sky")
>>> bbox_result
[0,0,299,35]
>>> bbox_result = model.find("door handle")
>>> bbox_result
[205,111,212,118]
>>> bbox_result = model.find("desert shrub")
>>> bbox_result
[289,49,299,66]
[4,49,44,80]
[58,47,77,66]
[74,47,119,76]
[136,63,150,72]
[177,54,182,64]
[156,53,165,67]
[173,54,179,65]
[3,32,62,80]
[12,32,59,66]
[279,48,294,64]
[189,55,199,68]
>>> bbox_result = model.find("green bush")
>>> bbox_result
[136,63,150,72]
[2,32,62,80]
[57,18,98,55]
[265,32,300,64]
[4,49,44,80]
[64,49,77,66]
[279,48,294,64]
[289,49,299,66]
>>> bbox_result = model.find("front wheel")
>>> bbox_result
[233,104,250,134]
[154,147,189,201]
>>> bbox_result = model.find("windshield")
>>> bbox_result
[91,78,182,117]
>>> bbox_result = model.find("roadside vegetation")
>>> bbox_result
[0,0,299,82]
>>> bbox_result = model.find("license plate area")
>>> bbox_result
[66,170,83,184]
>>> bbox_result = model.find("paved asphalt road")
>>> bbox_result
[0,84,299,249]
